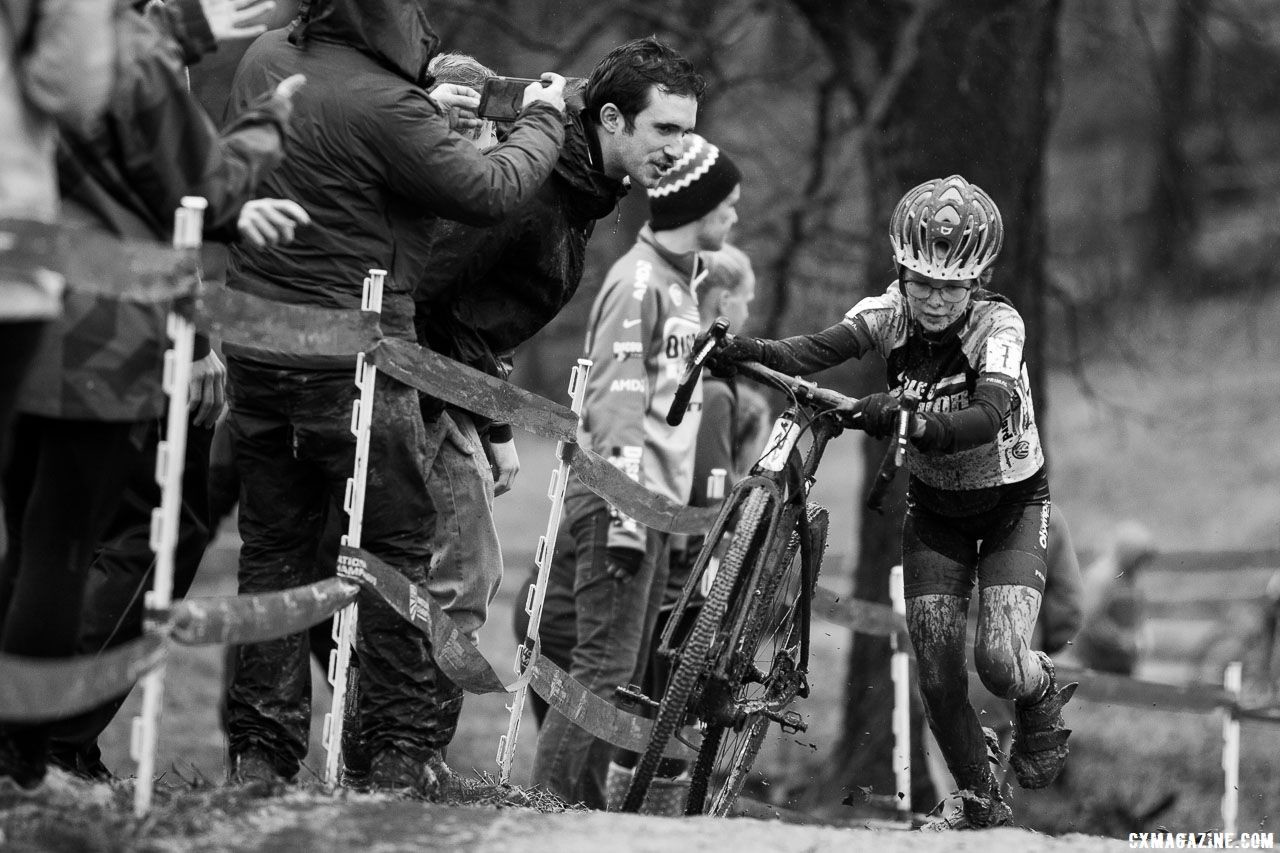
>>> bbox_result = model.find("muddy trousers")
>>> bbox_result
[224,361,437,778]
[530,494,669,808]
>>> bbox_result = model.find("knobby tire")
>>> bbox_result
[620,487,770,813]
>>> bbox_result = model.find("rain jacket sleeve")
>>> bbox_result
[376,97,564,227]
[19,0,115,135]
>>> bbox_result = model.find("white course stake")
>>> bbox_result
[132,196,206,817]
[497,358,591,782]
[322,268,385,787]
[889,564,912,823]
[1221,660,1242,836]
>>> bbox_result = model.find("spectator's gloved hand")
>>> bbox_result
[523,73,566,115]
[848,392,901,439]
[200,0,274,42]
[704,335,763,379]
[604,546,645,581]
[237,198,310,247]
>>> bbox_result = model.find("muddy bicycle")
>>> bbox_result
[620,322,907,816]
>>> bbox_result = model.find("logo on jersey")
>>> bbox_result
[613,341,642,361]
[668,283,685,307]
[664,331,697,360]
[632,260,652,301]
[609,378,645,393]
[1010,440,1030,460]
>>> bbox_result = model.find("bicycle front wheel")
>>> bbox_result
[621,487,771,813]
[688,501,828,816]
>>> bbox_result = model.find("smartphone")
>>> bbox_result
[477,76,541,122]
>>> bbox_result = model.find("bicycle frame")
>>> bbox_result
[656,390,845,725]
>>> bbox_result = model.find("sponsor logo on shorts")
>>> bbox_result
[1038,502,1051,550]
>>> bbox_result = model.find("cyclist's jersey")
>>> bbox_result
[845,284,1044,495]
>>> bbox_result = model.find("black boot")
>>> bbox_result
[1010,651,1078,789]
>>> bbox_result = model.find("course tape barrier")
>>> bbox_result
[811,585,907,642]
[0,635,166,722]
[526,655,695,760]
[195,284,382,357]
[337,545,522,695]
[169,577,360,646]
[564,443,720,536]
[62,228,198,302]
[335,546,695,757]
[368,338,579,443]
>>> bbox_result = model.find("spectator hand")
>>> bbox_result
[846,393,900,439]
[604,546,645,581]
[488,437,520,497]
[523,73,566,115]
[429,84,483,135]
[237,198,310,247]
[189,350,227,428]
[200,0,275,42]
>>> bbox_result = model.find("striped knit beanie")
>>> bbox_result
[647,134,741,231]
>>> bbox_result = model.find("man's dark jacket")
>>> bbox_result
[224,0,565,367]
[413,105,627,439]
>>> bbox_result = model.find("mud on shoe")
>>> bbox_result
[230,749,291,795]
[1010,650,1078,789]
[368,748,441,800]
[921,726,1011,832]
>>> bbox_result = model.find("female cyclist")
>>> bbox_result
[711,175,1076,830]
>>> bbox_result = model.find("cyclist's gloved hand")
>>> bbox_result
[604,546,646,581]
[850,392,901,439]
[705,335,763,379]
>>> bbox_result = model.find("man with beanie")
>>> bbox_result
[530,133,741,809]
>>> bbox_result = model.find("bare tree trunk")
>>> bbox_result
[788,0,1062,813]
[1140,0,1209,293]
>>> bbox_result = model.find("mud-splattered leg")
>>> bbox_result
[907,593,991,794]
[975,585,1048,702]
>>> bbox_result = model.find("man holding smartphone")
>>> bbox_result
[408,37,703,785]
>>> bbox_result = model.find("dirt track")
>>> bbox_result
[164,792,1129,853]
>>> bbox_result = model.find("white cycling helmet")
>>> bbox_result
[890,175,1004,281]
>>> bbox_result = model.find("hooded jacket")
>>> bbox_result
[19,2,289,420]
[224,0,565,367]
[412,105,628,438]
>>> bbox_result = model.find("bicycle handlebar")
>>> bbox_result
[667,317,730,426]
[732,360,856,414]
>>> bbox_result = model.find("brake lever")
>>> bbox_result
[667,317,731,427]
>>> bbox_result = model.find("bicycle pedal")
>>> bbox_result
[614,683,659,710]
[766,709,807,734]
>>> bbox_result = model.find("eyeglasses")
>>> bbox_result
[903,280,973,303]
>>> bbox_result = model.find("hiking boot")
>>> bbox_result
[368,748,440,799]
[49,742,114,783]
[230,749,290,791]
[424,748,455,796]
[921,726,1011,832]
[1009,651,1078,789]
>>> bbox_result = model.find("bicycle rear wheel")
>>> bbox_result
[687,502,828,816]
[621,487,771,813]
